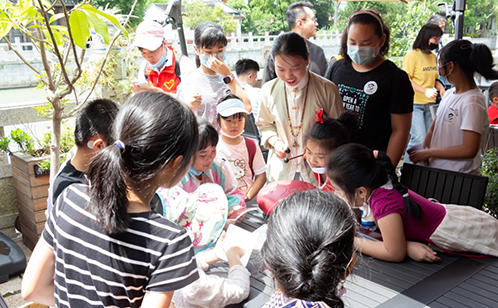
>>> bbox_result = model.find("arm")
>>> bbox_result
[423,116,436,148]
[21,237,55,306]
[406,241,441,263]
[435,80,445,97]
[409,130,481,163]
[245,172,266,201]
[141,291,174,308]
[209,55,252,113]
[386,113,412,167]
[408,77,437,99]
[354,213,407,262]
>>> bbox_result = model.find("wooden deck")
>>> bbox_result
[208,206,498,308]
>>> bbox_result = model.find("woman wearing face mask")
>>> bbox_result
[177,22,251,130]
[326,9,414,168]
[257,32,344,184]
[402,24,445,163]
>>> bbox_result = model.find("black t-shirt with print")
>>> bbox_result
[329,59,413,151]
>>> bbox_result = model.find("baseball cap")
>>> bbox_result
[133,20,165,51]
[216,98,249,117]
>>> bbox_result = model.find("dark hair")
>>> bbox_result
[327,143,422,220]
[413,24,443,54]
[439,39,498,82]
[216,93,247,124]
[235,59,260,76]
[340,9,390,62]
[427,15,446,27]
[305,110,359,153]
[74,99,119,147]
[272,32,309,62]
[197,118,219,151]
[490,81,498,100]
[194,22,227,67]
[287,1,313,30]
[262,190,356,308]
[87,92,198,235]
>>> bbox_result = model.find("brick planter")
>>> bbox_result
[10,152,49,250]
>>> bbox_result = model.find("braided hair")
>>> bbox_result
[327,143,422,220]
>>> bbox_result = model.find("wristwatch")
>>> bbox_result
[223,74,234,84]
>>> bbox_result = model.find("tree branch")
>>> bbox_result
[66,0,139,118]
[3,37,45,84]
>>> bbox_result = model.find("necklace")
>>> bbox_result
[283,71,310,148]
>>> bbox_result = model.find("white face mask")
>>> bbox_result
[306,160,327,174]
[220,129,244,139]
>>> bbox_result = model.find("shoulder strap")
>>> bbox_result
[175,53,182,81]
[244,137,256,178]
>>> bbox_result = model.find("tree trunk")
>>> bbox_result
[50,97,62,183]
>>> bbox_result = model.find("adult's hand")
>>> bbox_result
[425,88,438,99]
[274,140,288,159]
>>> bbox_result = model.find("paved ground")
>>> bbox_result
[0,87,46,108]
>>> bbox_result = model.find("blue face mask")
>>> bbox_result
[347,44,378,65]
[149,55,167,71]
[189,167,203,176]
[200,53,226,68]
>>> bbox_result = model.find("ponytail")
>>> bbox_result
[439,40,498,83]
[328,143,422,220]
[375,151,423,220]
[87,144,129,234]
[337,110,359,144]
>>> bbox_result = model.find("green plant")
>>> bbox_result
[481,148,498,218]
[0,137,10,154]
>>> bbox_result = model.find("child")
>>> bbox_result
[177,22,251,129]
[180,118,246,218]
[328,143,498,263]
[47,98,119,214]
[22,92,199,307]
[261,190,356,308]
[409,40,498,174]
[216,94,267,201]
[488,81,498,125]
[235,58,261,116]
[304,109,358,192]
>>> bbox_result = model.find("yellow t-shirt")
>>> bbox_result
[402,49,438,105]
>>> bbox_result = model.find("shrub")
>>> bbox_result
[481,148,498,218]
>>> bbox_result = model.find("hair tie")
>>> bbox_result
[315,108,324,124]
[373,150,379,159]
[114,140,126,154]
[403,193,409,198]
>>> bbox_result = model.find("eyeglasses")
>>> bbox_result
[301,17,318,23]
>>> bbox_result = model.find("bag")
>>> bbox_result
[157,183,227,252]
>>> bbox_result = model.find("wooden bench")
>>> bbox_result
[400,163,488,209]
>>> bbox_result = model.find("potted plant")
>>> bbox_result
[2,127,73,249]
[481,148,498,218]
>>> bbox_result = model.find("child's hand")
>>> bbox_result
[187,92,202,110]
[406,241,441,263]
[209,55,231,77]
[409,149,431,164]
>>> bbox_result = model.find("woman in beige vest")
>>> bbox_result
[257,32,343,183]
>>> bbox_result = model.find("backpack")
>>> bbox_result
[244,136,256,178]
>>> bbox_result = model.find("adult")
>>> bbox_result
[261,190,357,308]
[236,58,261,116]
[256,32,344,184]
[261,1,327,84]
[427,14,447,50]
[131,20,195,95]
[327,9,413,167]
[22,92,200,307]
[403,24,444,163]
[46,99,118,214]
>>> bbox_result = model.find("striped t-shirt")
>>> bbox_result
[43,184,199,308]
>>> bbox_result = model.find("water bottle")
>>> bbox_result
[360,209,377,231]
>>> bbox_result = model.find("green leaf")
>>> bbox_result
[78,4,128,37]
[69,9,89,49]
[0,20,12,40]
[83,9,110,44]
[49,13,65,25]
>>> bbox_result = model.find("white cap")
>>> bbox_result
[216,98,249,117]
[133,20,165,51]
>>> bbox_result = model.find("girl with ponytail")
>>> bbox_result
[261,190,357,308]
[22,92,200,307]
[304,110,358,191]
[328,143,498,263]
[409,40,498,174]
